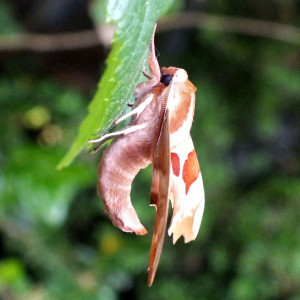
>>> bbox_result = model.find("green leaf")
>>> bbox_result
[57,0,171,169]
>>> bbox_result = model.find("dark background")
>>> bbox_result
[0,0,300,299]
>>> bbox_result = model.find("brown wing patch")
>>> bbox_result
[182,150,200,194]
[171,152,180,176]
[169,80,196,134]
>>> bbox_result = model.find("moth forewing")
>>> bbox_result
[148,110,171,287]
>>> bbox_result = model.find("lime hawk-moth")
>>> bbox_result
[89,25,205,286]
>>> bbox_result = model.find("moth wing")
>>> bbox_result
[169,136,205,244]
[148,110,171,286]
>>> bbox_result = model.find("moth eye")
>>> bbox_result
[160,74,172,85]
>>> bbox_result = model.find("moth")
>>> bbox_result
[89,24,205,286]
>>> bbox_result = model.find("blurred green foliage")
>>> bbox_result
[0,0,300,299]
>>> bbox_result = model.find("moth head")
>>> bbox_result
[160,67,188,86]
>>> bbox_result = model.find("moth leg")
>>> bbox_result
[143,66,152,79]
[114,94,153,125]
[88,123,148,145]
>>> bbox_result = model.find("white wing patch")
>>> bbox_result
[168,137,205,244]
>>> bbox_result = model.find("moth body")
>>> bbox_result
[91,24,205,286]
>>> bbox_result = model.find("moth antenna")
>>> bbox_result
[147,23,161,80]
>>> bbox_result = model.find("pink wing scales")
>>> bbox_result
[168,136,205,244]
[148,110,171,286]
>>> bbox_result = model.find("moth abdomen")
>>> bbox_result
[98,134,152,235]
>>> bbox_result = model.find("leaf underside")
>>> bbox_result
[57,0,168,169]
